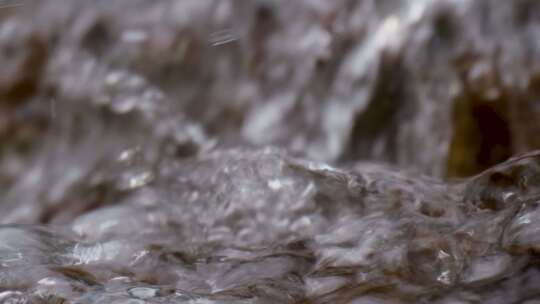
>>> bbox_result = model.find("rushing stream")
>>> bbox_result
[2,0,540,303]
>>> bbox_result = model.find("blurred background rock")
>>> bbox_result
[1,0,540,222]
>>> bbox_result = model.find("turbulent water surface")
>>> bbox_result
[2,0,540,303]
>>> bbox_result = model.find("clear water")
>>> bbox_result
[2,0,540,303]
[1,149,540,303]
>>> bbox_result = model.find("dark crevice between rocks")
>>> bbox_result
[80,16,114,58]
[343,51,409,164]
[0,34,47,110]
[446,56,512,178]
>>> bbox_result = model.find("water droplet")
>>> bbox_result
[209,29,236,46]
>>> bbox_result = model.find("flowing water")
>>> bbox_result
[2,0,540,303]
